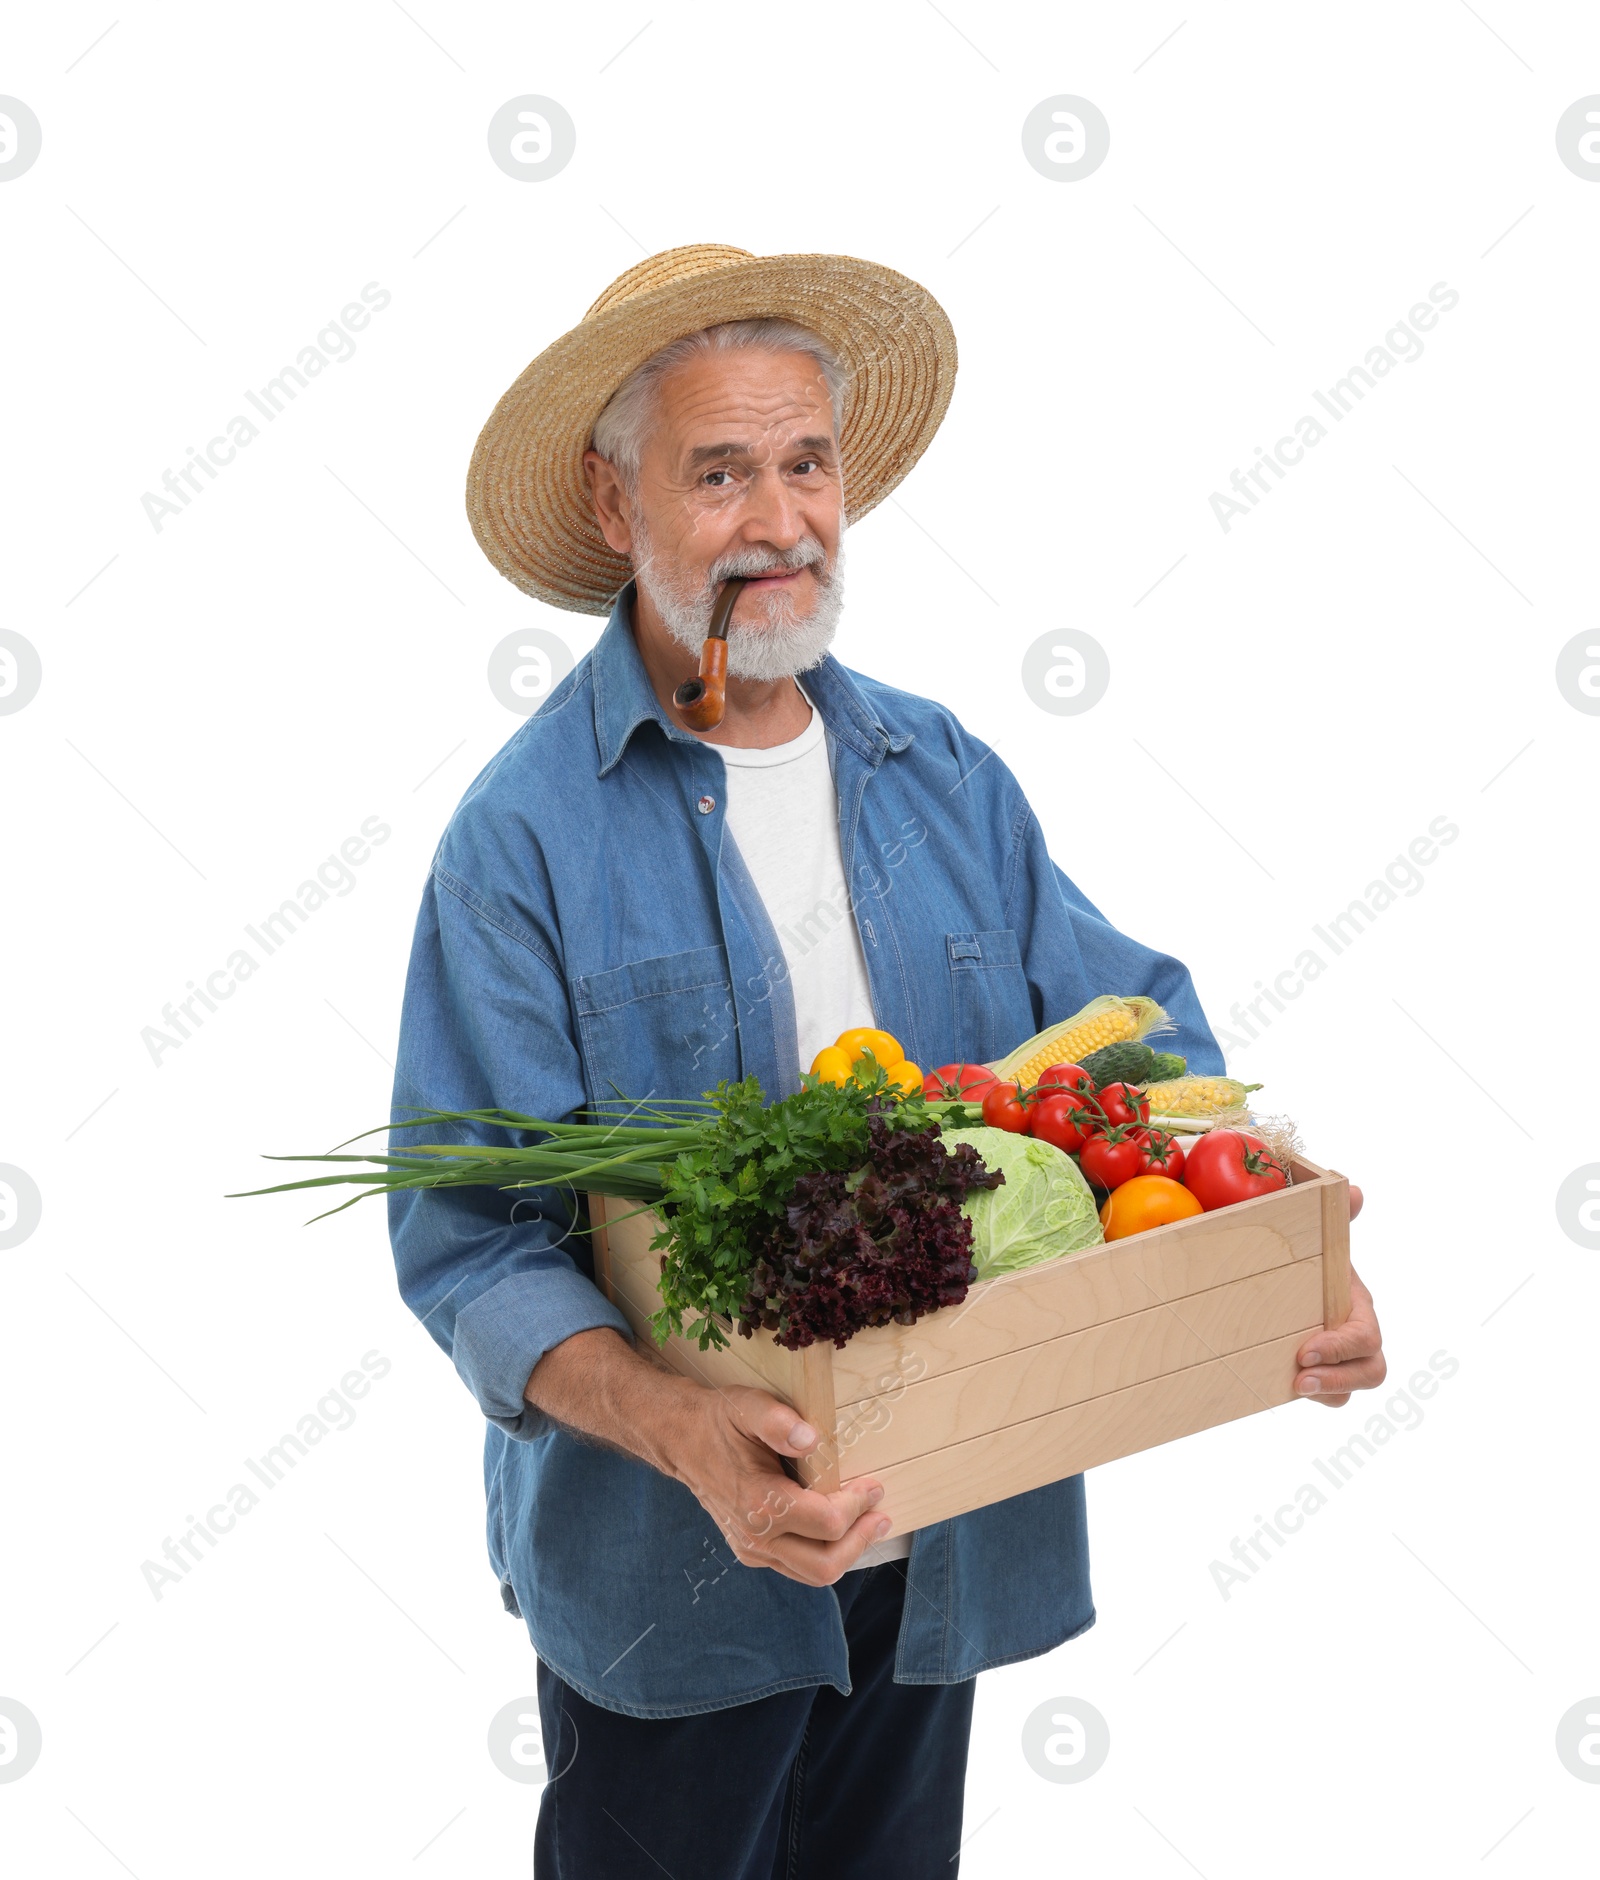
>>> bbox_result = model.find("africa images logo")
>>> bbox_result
[139,284,392,532]
[1208,284,1460,532]
[140,816,390,1065]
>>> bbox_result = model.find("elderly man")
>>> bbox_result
[391,245,1384,1876]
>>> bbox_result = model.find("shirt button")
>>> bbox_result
[697,795,716,815]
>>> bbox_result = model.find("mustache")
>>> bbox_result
[706,539,831,588]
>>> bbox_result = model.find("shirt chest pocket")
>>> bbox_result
[571,944,739,1104]
[947,929,1037,1066]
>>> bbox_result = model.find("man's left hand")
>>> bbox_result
[1294,1186,1385,1408]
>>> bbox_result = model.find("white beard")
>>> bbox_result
[630,517,845,681]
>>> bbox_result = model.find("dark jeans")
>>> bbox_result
[533,1563,977,1878]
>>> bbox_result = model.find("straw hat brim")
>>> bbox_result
[465,248,958,615]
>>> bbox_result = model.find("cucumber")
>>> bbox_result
[1078,1041,1158,1087]
[1146,1051,1188,1081]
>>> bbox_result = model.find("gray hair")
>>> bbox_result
[590,318,847,495]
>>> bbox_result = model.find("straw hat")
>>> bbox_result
[465,244,958,614]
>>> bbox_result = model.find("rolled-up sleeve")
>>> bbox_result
[388,865,634,1442]
[1005,802,1225,1076]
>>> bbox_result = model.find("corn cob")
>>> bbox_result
[1140,1075,1262,1118]
[1147,1107,1252,1134]
[994,995,1169,1089]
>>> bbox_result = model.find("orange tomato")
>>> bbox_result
[1098,1174,1203,1240]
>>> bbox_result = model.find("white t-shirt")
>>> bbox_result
[715,693,913,1571]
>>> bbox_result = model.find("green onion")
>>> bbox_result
[232,1087,980,1225]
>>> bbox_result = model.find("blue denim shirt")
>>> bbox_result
[388,583,1224,1719]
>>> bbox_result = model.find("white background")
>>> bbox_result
[2,2,1597,1874]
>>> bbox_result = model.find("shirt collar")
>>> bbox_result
[590,580,914,777]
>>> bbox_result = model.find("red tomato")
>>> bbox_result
[1035,1061,1095,1098]
[1182,1129,1289,1211]
[1134,1128,1185,1181]
[922,1062,999,1102]
[980,1080,1035,1134]
[1029,1092,1095,1154]
[1095,1082,1151,1129]
[1079,1132,1147,1190]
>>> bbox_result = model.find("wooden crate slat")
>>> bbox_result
[869,1327,1308,1534]
[1319,1170,1353,1328]
[832,1258,1322,1475]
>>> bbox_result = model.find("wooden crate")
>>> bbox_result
[588,1158,1350,1535]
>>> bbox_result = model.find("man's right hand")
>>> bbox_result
[524,1326,893,1585]
[663,1382,892,1586]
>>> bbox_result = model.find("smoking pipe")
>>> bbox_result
[672,577,749,732]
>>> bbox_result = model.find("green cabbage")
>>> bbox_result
[942,1125,1104,1277]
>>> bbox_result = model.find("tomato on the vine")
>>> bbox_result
[1035,1061,1094,1099]
[1181,1129,1289,1210]
[1029,1092,1095,1154]
[980,1080,1035,1134]
[1095,1082,1150,1129]
[922,1062,999,1102]
[1134,1128,1185,1181]
[1079,1132,1146,1190]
